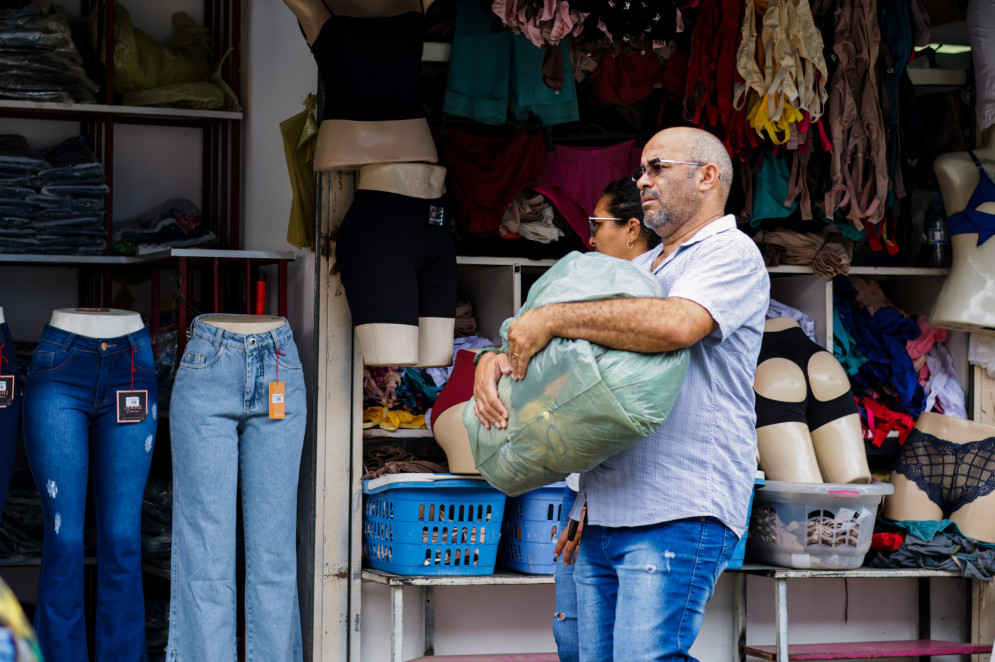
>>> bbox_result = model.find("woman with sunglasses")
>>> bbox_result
[551,176,659,662]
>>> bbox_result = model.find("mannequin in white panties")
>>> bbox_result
[49,307,145,338]
[283,0,438,171]
[347,163,455,367]
[753,317,871,483]
[884,412,995,543]
[930,126,995,335]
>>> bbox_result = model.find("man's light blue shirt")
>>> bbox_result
[577,214,770,536]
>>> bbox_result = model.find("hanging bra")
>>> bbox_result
[308,1,427,122]
[947,151,995,246]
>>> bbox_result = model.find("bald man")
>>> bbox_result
[475,127,770,661]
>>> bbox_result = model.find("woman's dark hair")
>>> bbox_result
[601,177,661,248]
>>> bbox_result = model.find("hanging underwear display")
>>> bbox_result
[754,325,858,430]
[946,151,995,246]
[444,0,579,127]
[335,190,456,326]
[892,429,995,516]
[308,6,426,121]
[532,139,642,242]
[439,128,544,234]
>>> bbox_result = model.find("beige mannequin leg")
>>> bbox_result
[313,120,438,171]
[807,351,871,484]
[356,323,418,366]
[417,317,455,368]
[433,402,479,474]
[754,356,824,482]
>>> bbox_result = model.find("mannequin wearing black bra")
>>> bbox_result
[884,411,995,543]
[931,124,995,334]
[283,0,439,170]
[753,317,871,483]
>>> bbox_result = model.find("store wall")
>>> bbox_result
[237,5,969,661]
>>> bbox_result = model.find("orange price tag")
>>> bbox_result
[269,381,285,419]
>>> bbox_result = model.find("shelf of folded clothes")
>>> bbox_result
[0,100,242,124]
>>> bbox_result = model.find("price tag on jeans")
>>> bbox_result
[269,381,285,420]
[0,375,13,408]
[116,390,147,423]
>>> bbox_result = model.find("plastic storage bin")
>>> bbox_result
[746,480,894,569]
[726,471,765,571]
[499,481,567,574]
[362,474,507,576]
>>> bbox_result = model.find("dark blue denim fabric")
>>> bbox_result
[23,324,158,662]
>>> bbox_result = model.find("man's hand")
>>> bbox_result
[553,506,585,565]
[506,307,556,380]
[473,351,512,429]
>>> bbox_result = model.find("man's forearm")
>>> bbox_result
[536,297,714,352]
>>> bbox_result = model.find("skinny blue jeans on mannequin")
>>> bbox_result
[0,322,22,520]
[574,517,737,661]
[23,325,158,662]
[167,316,306,662]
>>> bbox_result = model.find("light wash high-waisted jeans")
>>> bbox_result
[166,316,306,662]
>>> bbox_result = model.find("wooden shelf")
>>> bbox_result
[767,265,950,276]
[736,563,962,579]
[743,639,991,660]
[0,99,242,124]
[362,568,554,587]
[363,428,433,439]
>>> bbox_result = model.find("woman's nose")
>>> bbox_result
[588,235,596,248]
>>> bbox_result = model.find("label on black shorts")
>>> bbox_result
[428,205,445,227]
[0,375,13,407]
[117,390,148,423]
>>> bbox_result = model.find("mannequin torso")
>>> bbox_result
[0,306,5,325]
[930,127,995,334]
[754,317,870,483]
[199,314,285,334]
[49,308,144,338]
[285,0,439,171]
[358,163,447,198]
[885,411,995,543]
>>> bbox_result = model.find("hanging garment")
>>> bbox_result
[686,0,753,155]
[750,151,800,223]
[588,49,663,106]
[532,139,642,242]
[879,0,913,205]
[823,0,889,227]
[491,0,586,47]
[279,94,318,250]
[733,0,828,143]
[439,128,544,234]
[444,0,579,127]
[968,0,995,132]
[946,151,995,246]
[308,6,426,121]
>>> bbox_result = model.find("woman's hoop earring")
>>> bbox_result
[626,240,633,250]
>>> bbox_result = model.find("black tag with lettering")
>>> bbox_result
[116,390,148,423]
[428,205,445,227]
[0,375,13,408]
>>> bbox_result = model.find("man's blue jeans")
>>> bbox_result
[0,322,22,520]
[553,486,579,662]
[167,316,306,662]
[23,325,158,662]
[575,517,738,661]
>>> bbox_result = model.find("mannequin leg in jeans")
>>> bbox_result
[167,318,306,662]
[23,328,157,662]
[574,518,737,661]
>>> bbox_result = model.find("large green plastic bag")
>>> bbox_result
[463,251,690,496]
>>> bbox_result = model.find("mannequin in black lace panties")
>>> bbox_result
[884,412,995,543]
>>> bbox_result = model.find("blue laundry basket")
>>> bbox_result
[363,475,507,576]
[499,481,568,574]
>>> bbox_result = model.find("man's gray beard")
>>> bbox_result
[644,208,669,229]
